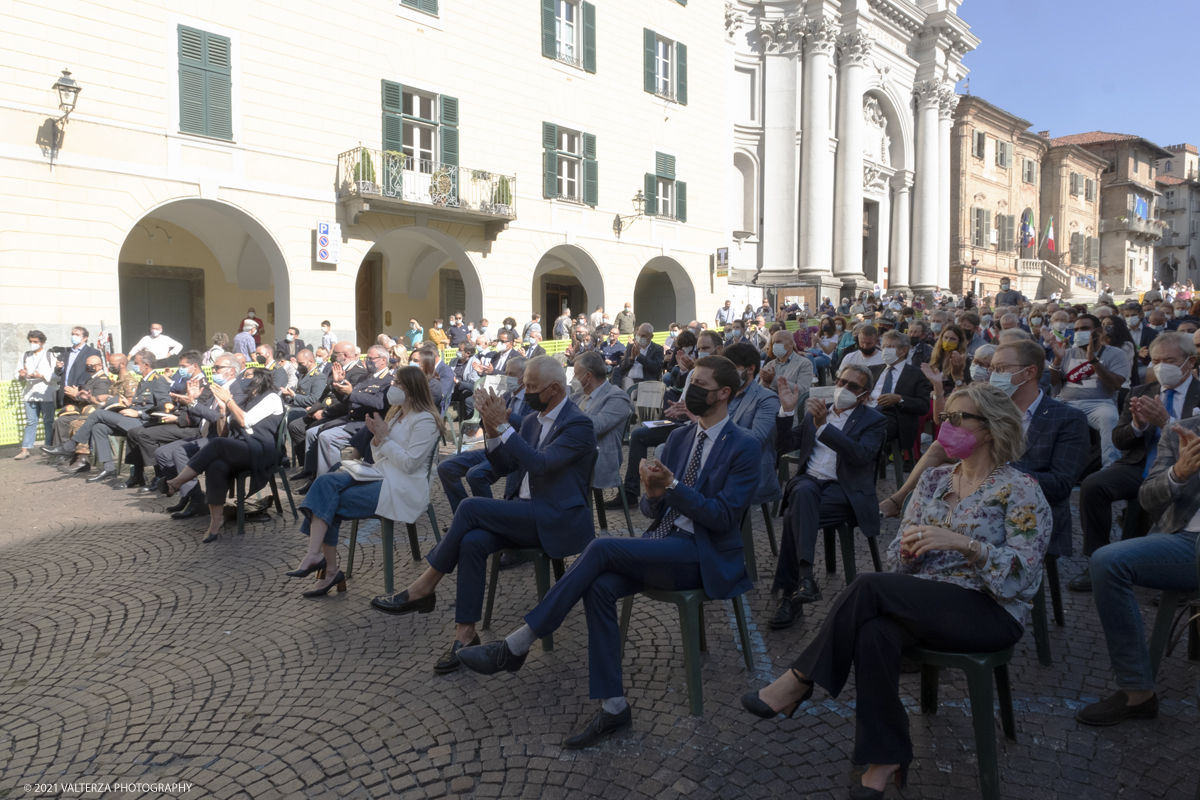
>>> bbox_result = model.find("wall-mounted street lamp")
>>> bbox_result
[612,189,647,240]
[53,69,83,115]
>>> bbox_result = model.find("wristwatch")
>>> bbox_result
[667,478,679,491]
[954,379,964,386]
[495,423,511,436]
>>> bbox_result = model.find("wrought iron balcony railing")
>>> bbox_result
[337,146,516,219]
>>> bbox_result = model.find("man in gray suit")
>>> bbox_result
[571,351,635,514]
[1078,414,1200,727]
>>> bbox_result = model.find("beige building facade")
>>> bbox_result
[0,0,728,369]
[1154,144,1200,286]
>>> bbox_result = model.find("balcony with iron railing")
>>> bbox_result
[337,146,516,236]
[1099,215,1168,239]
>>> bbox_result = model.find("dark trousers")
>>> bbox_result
[524,533,703,699]
[621,423,678,496]
[425,497,542,624]
[74,409,144,470]
[774,475,857,594]
[1079,463,1153,557]
[287,413,317,468]
[187,437,253,506]
[52,414,83,446]
[126,424,197,473]
[437,449,499,513]
[157,438,204,498]
[792,573,1022,766]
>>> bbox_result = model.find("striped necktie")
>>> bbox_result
[647,431,707,538]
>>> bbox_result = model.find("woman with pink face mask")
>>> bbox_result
[743,383,1051,799]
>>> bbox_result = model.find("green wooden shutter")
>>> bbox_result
[382,80,403,153]
[970,207,980,247]
[179,65,206,135]
[178,25,232,139]
[439,95,459,196]
[676,42,687,105]
[542,0,557,59]
[644,29,657,94]
[1089,236,1100,270]
[644,173,657,216]
[1005,215,1016,251]
[676,180,686,222]
[420,0,438,14]
[582,2,596,73]
[543,122,558,198]
[984,210,992,245]
[655,151,675,179]
[582,133,597,206]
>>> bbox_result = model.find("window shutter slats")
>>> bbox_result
[970,207,980,247]
[542,0,557,59]
[178,26,232,140]
[655,151,675,179]
[179,26,204,68]
[420,0,439,14]
[179,66,207,135]
[644,29,657,94]
[382,114,403,153]
[984,210,992,244]
[439,95,459,127]
[544,141,558,199]
[582,132,596,160]
[584,156,598,207]
[676,42,687,105]
[206,73,233,139]
[644,173,657,216]
[1089,237,1100,269]
[440,127,459,168]
[676,180,686,222]
[203,32,231,72]
[382,80,403,114]
[582,1,596,74]
[542,121,558,151]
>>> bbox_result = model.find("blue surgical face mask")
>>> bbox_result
[213,372,229,386]
[71,334,82,345]
[129,363,141,375]
[175,367,189,380]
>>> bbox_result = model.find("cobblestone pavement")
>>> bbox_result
[1,442,1198,800]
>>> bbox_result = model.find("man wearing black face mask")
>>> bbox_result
[458,356,760,747]
[839,326,885,379]
[254,345,289,390]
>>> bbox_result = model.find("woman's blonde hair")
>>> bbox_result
[385,365,446,435]
[946,382,1026,465]
[930,323,967,372]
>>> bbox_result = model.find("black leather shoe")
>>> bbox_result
[41,443,76,456]
[1068,567,1092,593]
[61,460,89,474]
[47,455,70,466]
[562,706,632,750]
[137,477,164,495]
[768,594,803,630]
[457,640,528,676]
[434,635,481,674]
[171,498,206,519]
[86,468,117,483]
[603,490,635,510]
[370,589,436,615]
[794,577,823,604]
[124,474,147,489]
[296,481,313,496]
[166,494,191,513]
[1075,691,1158,726]
[289,469,309,481]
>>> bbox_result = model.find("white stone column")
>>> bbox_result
[757,16,804,275]
[832,31,872,288]
[889,170,913,293]
[911,81,942,298]
[938,85,958,291]
[798,16,837,278]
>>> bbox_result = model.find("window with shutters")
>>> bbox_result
[1070,173,1080,196]
[542,122,597,206]
[998,214,1016,252]
[381,80,459,200]
[402,90,438,171]
[543,0,595,72]
[1088,236,1100,269]
[1071,232,1083,264]
[177,26,233,140]
[399,0,438,16]
[644,151,686,222]
[972,130,986,160]
[995,141,1012,169]
[643,29,687,104]
[1085,178,1096,202]
[556,129,582,202]
[970,207,992,248]
[1022,158,1037,185]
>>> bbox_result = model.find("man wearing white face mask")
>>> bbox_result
[614,323,664,390]
[1073,332,1200,592]
[759,331,814,393]
[868,332,932,455]
[1050,314,1131,468]
[994,279,1021,307]
[128,323,183,364]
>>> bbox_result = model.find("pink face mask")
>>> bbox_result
[937,420,980,460]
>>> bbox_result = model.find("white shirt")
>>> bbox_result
[1132,375,1195,435]
[775,403,855,481]
[129,332,183,361]
[241,391,284,435]
[841,349,885,370]
[869,361,904,406]
[494,346,513,373]
[1021,391,1044,434]
[489,395,566,499]
[18,348,57,401]
[673,415,730,534]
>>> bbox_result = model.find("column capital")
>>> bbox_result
[938,83,960,120]
[890,169,915,191]
[913,80,942,110]
[756,14,806,54]
[837,31,874,67]
[804,16,838,56]
[725,2,748,41]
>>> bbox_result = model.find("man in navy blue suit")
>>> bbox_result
[369,357,597,671]
[458,356,761,750]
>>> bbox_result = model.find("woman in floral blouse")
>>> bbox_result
[741,383,1051,799]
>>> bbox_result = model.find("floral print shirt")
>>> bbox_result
[887,463,1052,624]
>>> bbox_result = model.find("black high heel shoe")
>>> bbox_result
[303,570,347,597]
[848,764,907,799]
[741,669,813,719]
[286,557,327,578]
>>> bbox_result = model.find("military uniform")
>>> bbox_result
[305,366,392,476]
[287,361,369,469]
[65,372,171,470]
[52,372,114,448]
[126,379,214,476]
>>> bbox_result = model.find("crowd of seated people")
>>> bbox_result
[18,286,1200,797]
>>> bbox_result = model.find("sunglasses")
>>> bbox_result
[835,377,866,394]
[938,411,988,427]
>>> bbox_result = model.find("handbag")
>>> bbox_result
[340,459,383,482]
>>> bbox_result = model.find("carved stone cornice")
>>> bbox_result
[913,80,942,110]
[757,14,806,54]
[725,2,748,41]
[805,17,838,56]
[938,84,960,120]
[838,31,874,67]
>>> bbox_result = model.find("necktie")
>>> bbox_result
[1144,387,1176,478]
[881,366,895,395]
[647,430,707,538]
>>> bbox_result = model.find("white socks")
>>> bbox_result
[504,624,538,656]
[602,696,628,714]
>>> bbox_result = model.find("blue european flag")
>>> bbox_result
[1134,197,1149,220]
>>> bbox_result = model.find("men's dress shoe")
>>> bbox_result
[166,493,192,513]
[768,594,803,630]
[124,474,147,489]
[86,468,117,483]
[562,706,633,750]
[1075,691,1158,726]
[289,469,310,481]
[603,491,635,510]
[433,635,482,674]
[296,481,313,496]
[457,640,528,676]
[171,498,206,520]
[370,590,436,615]
[1068,568,1093,593]
[62,460,90,474]
[47,455,70,466]
[794,577,823,604]
[41,443,75,456]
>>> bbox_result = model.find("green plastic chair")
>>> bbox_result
[821,523,883,583]
[593,418,637,537]
[1146,531,1200,680]
[618,587,754,716]
[232,417,299,536]
[908,644,1016,800]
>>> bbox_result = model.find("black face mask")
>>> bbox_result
[684,383,719,417]
[86,365,101,374]
[256,354,267,365]
[526,387,552,412]
[859,346,877,356]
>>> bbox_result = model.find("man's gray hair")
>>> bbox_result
[525,355,567,391]
[881,330,910,348]
[214,354,235,369]
[367,344,388,358]
[574,350,607,381]
[507,355,528,374]
[996,329,1032,343]
[1151,330,1197,359]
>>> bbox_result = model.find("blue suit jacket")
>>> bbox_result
[486,398,597,559]
[1013,394,1089,556]
[727,380,782,505]
[639,421,761,599]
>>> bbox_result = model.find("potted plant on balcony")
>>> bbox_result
[492,175,513,216]
[353,149,377,194]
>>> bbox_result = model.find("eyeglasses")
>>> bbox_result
[938,411,988,427]
[835,377,866,394]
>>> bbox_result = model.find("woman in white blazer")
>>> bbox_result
[287,366,443,597]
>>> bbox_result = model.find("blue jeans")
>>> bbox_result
[807,348,832,370]
[1066,398,1121,468]
[299,470,383,546]
[22,400,54,448]
[1090,531,1199,689]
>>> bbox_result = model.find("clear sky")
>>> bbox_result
[957,0,1198,148]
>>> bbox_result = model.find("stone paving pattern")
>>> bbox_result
[1,442,1198,799]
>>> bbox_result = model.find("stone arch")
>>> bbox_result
[862,79,913,173]
[635,256,697,331]
[532,244,605,326]
[731,149,758,235]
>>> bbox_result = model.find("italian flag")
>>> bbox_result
[1043,216,1055,253]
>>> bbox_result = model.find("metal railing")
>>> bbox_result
[1099,216,1166,236]
[337,146,516,218]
